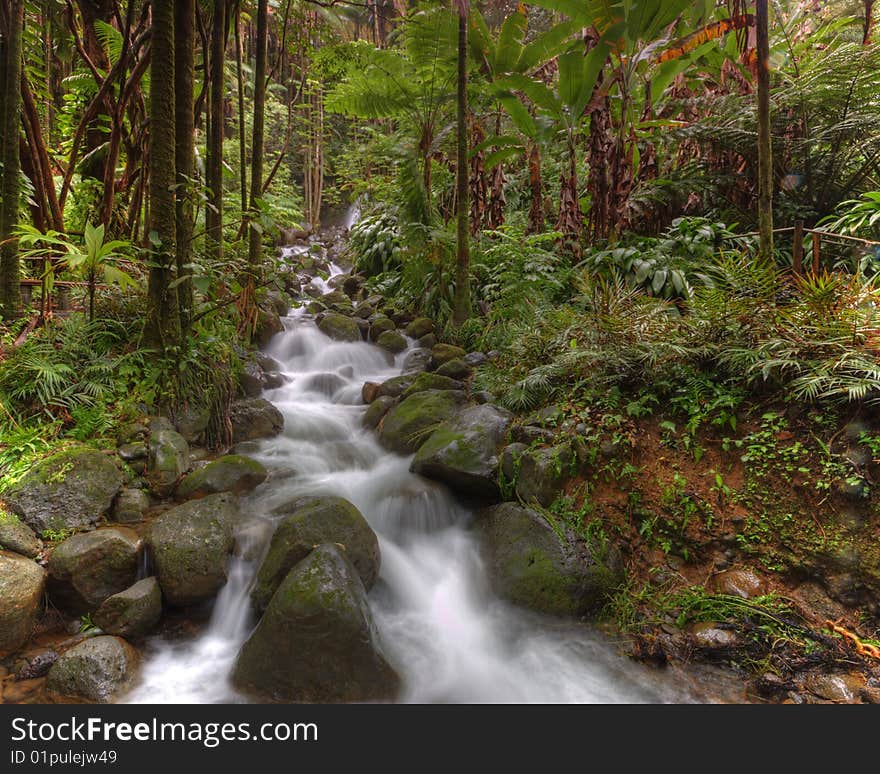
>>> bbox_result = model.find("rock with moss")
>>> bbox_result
[147,429,190,498]
[402,349,432,373]
[255,307,284,347]
[411,405,513,501]
[363,396,396,430]
[47,527,140,615]
[376,329,407,354]
[417,333,437,350]
[147,493,239,607]
[405,317,434,339]
[322,290,355,313]
[5,448,124,534]
[379,389,466,455]
[515,444,575,507]
[233,544,399,702]
[436,358,472,380]
[112,488,151,524]
[500,443,528,485]
[369,316,395,341]
[176,455,267,501]
[477,503,619,617]
[318,312,361,342]
[93,577,162,640]
[0,551,46,657]
[430,343,467,369]
[377,374,417,399]
[0,510,42,558]
[252,496,380,611]
[400,372,464,399]
[46,636,138,703]
[230,398,284,444]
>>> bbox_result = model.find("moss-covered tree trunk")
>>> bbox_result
[756,0,774,260]
[247,0,269,278]
[206,0,226,266]
[452,0,470,327]
[0,0,24,320]
[143,0,181,350]
[174,0,195,336]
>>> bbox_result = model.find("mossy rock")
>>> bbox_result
[402,349,432,373]
[377,374,417,398]
[317,312,361,343]
[400,372,464,399]
[0,510,42,558]
[411,404,513,501]
[379,389,466,455]
[252,496,380,611]
[515,444,575,508]
[430,343,467,369]
[5,447,124,533]
[376,329,407,354]
[369,317,395,341]
[147,493,239,607]
[405,317,434,339]
[364,396,396,430]
[436,358,472,380]
[477,503,619,617]
[176,455,268,500]
[0,551,46,657]
[93,577,162,640]
[229,398,284,444]
[232,544,399,702]
[112,488,151,524]
[46,636,138,703]
[147,429,190,498]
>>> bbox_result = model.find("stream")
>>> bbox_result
[126,242,727,705]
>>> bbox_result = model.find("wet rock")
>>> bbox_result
[411,404,513,501]
[253,496,380,611]
[256,353,282,372]
[48,527,140,614]
[473,390,496,405]
[515,444,575,507]
[112,488,151,524]
[400,372,464,398]
[477,503,618,617]
[362,382,381,404]
[46,636,138,703]
[322,290,354,312]
[402,349,432,373]
[239,360,266,397]
[233,544,399,702]
[0,552,46,657]
[436,358,472,380]
[711,568,767,599]
[689,623,739,649]
[804,673,864,703]
[176,455,268,500]
[0,510,42,558]
[255,307,284,347]
[354,304,374,319]
[343,275,363,298]
[265,290,290,316]
[369,317,395,341]
[93,578,162,640]
[861,686,880,704]
[377,374,417,399]
[376,329,407,354]
[363,396,396,430]
[510,425,556,445]
[416,334,436,351]
[263,371,288,389]
[379,390,466,455]
[405,317,434,339]
[464,352,488,367]
[14,649,58,680]
[177,404,213,445]
[430,343,467,369]
[147,429,190,498]
[147,493,239,607]
[500,443,528,483]
[354,318,371,339]
[117,442,148,462]
[317,312,361,343]
[301,372,347,398]
[230,398,284,444]
[5,447,124,533]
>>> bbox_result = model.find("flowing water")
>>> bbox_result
[128,258,716,705]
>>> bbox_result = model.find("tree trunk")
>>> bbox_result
[556,129,582,258]
[143,0,181,350]
[865,0,875,44]
[756,0,774,260]
[0,0,24,320]
[525,142,544,235]
[175,0,195,335]
[234,3,248,213]
[247,0,268,277]
[452,1,470,327]
[206,0,227,266]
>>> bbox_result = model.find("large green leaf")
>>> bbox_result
[495,10,528,73]
[496,93,536,138]
[518,20,581,72]
[495,74,560,116]
[558,41,610,118]
[485,146,524,170]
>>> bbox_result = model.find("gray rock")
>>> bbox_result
[379,390,466,455]
[378,374,417,398]
[511,425,556,445]
[464,352,488,367]
[318,312,361,342]
[515,444,575,507]
[0,510,42,558]
[117,442,148,462]
[0,552,45,656]
[93,578,162,640]
[230,398,284,444]
[147,429,190,498]
[175,455,268,500]
[232,545,399,702]
[5,448,123,533]
[112,488,151,524]
[402,349,432,373]
[46,636,138,703]
[240,361,265,397]
[473,390,496,405]
[255,307,284,347]
[500,443,528,483]
[48,527,140,614]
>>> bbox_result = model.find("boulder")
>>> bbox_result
[363,396,396,430]
[239,360,266,397]
[411,404,513,501]
[47,527,140,614]
[362,381,381,404]
[117,442,147,462]
[5,448,123,534]
[436,358,472,380]
[0,510,42,558]
[300,372,347,398]
[510,425,556,445]
[343,275,363,298]
[369,317,395,341]
[417,333,437,350]
[46,636,139,703]
[0,552,46,656]
[477,503,618,617]
[112,488,151,524]
[805,673,865,703]
[515,444,575,507]
[255,307,284,347]
[148,429,190,498]
[322,290,354,312]
[147,493,239,607]
[354,304,374,319]
[690,623,739,650]
[405,317,434,339]
[93,578,162,640]
[402,349,432,373]
[318,312,361,343]
[230,398,284,444]
[400,372,464,399]
[430,343,467,369]
[232,544,399,702]
[377,374,417,399]
[711,568,767,600]
[500,443,528,483]
[175,455,268,500]
[464,352,488,367]
[376,330,407,354]
[252,496,380,611]
[379,390,466,455]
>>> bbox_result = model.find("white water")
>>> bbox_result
[129,269,705,704]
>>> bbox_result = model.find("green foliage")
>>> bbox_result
[348,210,403,276]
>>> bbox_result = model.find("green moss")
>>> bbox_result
[400,372,462,399]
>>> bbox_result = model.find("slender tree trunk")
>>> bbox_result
[175,0,195,336]
[0,0,24,320]
[865,0,875,44]
[452,0,470,326]
[756,0,774,260]
[21,76,63,230]
[206,0,227,266]
[526,142,544,235]
[234,3,248,213]
[143,0,181,350]
[247,0,268,277]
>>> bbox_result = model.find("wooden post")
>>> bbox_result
[793,220,804,275]
[812,231,821,275]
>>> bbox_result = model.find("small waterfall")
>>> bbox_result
[128,268,701,704]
